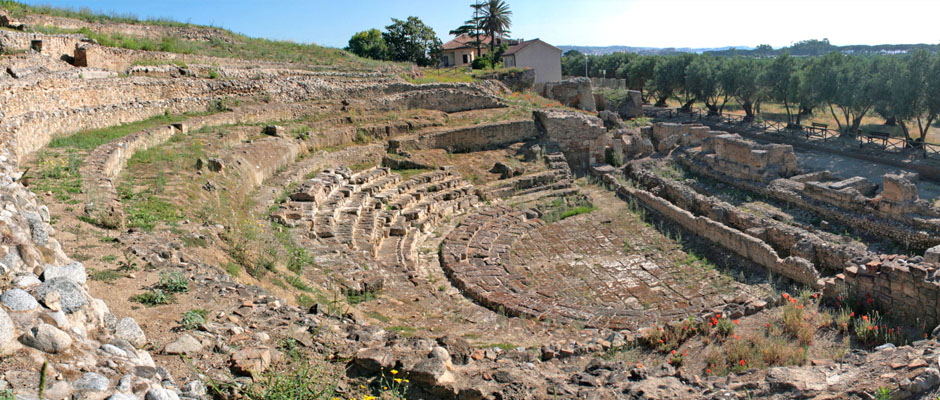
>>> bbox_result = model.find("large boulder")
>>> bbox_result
[115,317,147,348]
[19,323,73,353]
[542,78,596,111]
[35,277,87,313]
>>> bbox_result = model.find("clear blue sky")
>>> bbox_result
[18,0,940,49]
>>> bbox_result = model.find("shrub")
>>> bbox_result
[180,309,208,330]
[159,271,189,293]
[605,147,624,167]
[132,289,171,306]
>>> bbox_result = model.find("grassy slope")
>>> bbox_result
[0,0,386,70]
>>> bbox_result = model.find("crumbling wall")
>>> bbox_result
[387,120,537,153]
[593,168,821,287]
[533,109,607,171]
[825,258,940,329]
[0,29,84,60]
[541,77,595,111]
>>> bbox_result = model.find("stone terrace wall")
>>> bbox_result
[0,29,85,60]
[13,13,239,44]
[593,166,822,287]
[387,120,537,154]
[0,70,505,162]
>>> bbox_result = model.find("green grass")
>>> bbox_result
[131,58,188,68]
[88,268,122,283]
[179,308,208,330]
[224,262,241,277]
[124,194,183,231]
[388,325,417,337]
[345,291,377,305]
[159,271,189,293]
[559,205,597,220]
[366,311,391,323]
[285,275,313,292]
[48,114,187,150]
[131,289,171,306]
[296,294,317,309]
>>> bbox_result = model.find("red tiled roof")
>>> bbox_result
[442,34,505,50]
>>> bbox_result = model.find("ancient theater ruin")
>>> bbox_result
[2,5,940,400]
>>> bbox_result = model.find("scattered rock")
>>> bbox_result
[164,334,203,355]
[229,347,271,376]
[145,388,180,400]
[0,308,16,353]
[18,323,72,353]
[1,288,38,311]
[115,317,147,348]
[35,277,86,313]
[73,372,110,392]
[41,261,86,284]
[206,158,224,172]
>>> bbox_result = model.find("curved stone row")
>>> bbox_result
[274,167,479,275]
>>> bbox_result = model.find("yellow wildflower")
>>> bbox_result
[390,369,398,375]
[394,378,402,383]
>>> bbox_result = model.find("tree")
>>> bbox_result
[722,57,763,121]
[383,16,442,67]
[686,55,729,115]
[480,0,512,54]
[624,55,657,102]
[562,50,586,77]
[651,54,694,108]
[450,1,486,57]
[760,53,800,125]
[892,50,940,146]
[805,53,876,134]
[346,28,387,60]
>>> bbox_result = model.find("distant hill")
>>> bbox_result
[557,45,754,55]
[560,40,940,57]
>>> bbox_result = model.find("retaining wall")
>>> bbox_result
[387,120,537,153]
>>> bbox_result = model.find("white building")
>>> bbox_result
[501,39,562,84]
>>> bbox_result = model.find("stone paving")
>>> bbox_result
[441,189,750,330]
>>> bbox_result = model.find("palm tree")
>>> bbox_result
[481,0,512,55]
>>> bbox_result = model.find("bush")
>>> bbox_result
[159,271,189,293]
[180,309,208,330]
[132,289,171,306]
[605,147,624,167]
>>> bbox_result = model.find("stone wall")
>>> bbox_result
[0,29,85,60]
[533,109,607,171]
[387,120,537,153]
[824,257,940,329]
[0,69,504,163]
[679,150,940,250]
[541,78,595,111]
[81,103,316,228]
[593,167,821,287]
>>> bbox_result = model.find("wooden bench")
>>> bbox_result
[864,131,891,146]
[811,122,828,133]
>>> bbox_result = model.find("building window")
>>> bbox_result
[462,54,469,64]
